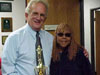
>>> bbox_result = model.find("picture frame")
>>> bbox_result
[2,36,8,45]
[0,2,12,12]
[1,17,13,32]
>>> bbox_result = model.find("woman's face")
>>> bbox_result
[56,30,71,48]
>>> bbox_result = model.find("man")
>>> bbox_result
[2,0,53,75]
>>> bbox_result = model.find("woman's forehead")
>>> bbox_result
[56,29,71,33]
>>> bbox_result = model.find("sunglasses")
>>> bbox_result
[57,33,71,37]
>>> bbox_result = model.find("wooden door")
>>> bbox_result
[26,0,30,4]
[45,0,80,44]
[95,11,100,75]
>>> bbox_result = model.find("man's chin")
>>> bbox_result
[34,27,41,31]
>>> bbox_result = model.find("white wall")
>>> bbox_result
[84,0,100,61]
[0,0,26,56]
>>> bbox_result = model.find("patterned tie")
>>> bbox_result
[35,31,44,65]
[36,31,42,49]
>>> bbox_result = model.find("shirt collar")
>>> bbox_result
[25,23,43,38]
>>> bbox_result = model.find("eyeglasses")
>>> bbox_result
[57,33,71,37]
[32,12,46,19]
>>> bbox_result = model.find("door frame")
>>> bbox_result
[79,0,84,46]
[90,7,100,74]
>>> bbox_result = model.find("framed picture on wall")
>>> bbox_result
[1,17,13,32]
[2,36,8,45]
[0,2,12,12]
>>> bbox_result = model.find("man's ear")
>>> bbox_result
[44,17,47,22]
[25,13,28,20]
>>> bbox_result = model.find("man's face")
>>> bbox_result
[25,3,47,31]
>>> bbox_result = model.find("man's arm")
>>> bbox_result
[1,35,18,75]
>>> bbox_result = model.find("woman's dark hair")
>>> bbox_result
[52,23,82,62]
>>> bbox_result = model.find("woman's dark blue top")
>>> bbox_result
[50,49,95,75]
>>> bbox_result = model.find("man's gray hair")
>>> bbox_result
[25,0,48,15]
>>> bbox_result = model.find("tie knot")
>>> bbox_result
[36,31,40,47]
[36,31,39,38]
[36,31,39,35]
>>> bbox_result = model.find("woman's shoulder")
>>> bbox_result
[77,47,84,56]
[76,47,95,75]
[76,47,87,61]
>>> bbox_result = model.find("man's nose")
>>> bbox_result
[37,14,41,19]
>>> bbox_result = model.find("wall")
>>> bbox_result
[0,0,26,56]
[84,0,100,61]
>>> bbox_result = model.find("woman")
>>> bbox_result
[50,23,94,75]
